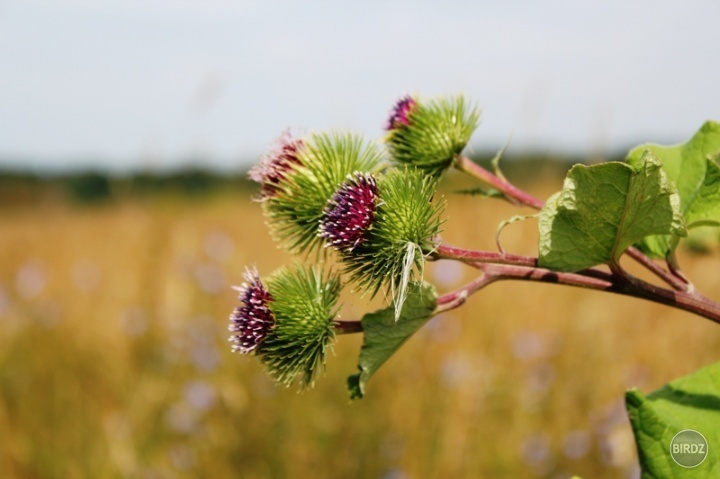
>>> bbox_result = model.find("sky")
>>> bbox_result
[1,0,719,172]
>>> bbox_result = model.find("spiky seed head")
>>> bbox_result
[261,132,384,253]
[249,131,304,198]
[229,265,342,389]
[336,167,445,298]
[228,268,275,353]
[385,95,480,176]
[319,172,379,252]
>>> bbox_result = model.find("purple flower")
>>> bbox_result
[249,131,304,198]
[228,268,275,354]
[320,173,378,252]
[385,95,417,130]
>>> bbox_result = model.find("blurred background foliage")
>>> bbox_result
[1,157,719,478]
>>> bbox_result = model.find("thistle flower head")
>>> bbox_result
[261,132,384,253]
[385,95,417,130]
[319,172,379,252]
[228,268,275,354]
[332,167,445,299]
[229,265,342,388]
[385,95,480,176]
[249,131,304,198]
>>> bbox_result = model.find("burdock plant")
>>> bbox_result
[229,264,341,388]
[385,94,480,176]
[321,167,444,318]
[255,131,383,253]
[230,93,720,477]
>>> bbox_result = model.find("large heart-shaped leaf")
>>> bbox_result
[538,151,685,272]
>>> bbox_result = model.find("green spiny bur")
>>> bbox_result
[263,132,384,253]
[338,167,445,297]
[257,264,341,389]
[386,95,479,176]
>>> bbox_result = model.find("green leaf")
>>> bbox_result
[685,159,720,227]
[627,121,720,257]
[538,151,685,272]
[347,282,437,399]
[626,361,720,478]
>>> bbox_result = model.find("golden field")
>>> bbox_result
[1,174,719,479]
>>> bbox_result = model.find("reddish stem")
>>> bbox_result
[454,153,691,292]
[435,274,497,313]
[436,262,720,325]
[455,154,544,209]
[343,154,720,333]
[626,247,689,292]
[432,243,537,267]
[334,320,363,335]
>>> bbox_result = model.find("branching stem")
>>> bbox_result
[443,154,720,325]
[431,243,537,267]
[431,252,720,325]
[455,154,696,291]
[455,154,544,209]
[626,247,690,292]
[434,273,496,314]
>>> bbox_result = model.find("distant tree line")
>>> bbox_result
[0,153,597,206]
[0,167,257,206]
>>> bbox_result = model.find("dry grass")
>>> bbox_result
[1,182,719,479]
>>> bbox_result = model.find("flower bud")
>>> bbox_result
[229,264,342,388]
[322,167,445,298]
[385,95,479,176]
[257,132,383,253]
